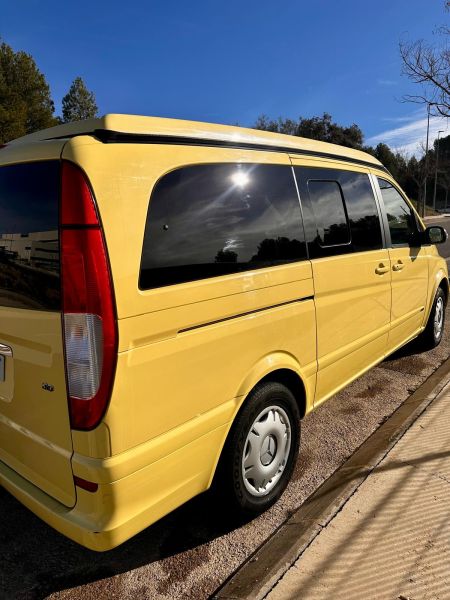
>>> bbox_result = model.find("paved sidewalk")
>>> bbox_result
[267,381,450,600]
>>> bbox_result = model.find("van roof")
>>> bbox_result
[7,114,384,170]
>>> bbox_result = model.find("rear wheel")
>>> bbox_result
[218,381,300,514]
[417,287,446,350]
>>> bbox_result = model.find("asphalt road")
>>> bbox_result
[1,227,450,600]
[434,216,450,260]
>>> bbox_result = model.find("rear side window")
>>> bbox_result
[377,178,418,246]
[0,161,60,310]
[140,163,306,290]
[295,167,383,258]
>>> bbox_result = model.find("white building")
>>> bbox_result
[0,231,58,272]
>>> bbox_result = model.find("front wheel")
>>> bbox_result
[417,287,446,350]
[218,381,300,515]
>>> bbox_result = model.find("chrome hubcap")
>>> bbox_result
[434,296,444,340]
[242,406,291,497]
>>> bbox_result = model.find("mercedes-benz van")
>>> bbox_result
[0,115,447,550]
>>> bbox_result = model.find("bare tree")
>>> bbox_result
[399,2,450,117]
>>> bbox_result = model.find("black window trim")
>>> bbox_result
[367,173,388,250]
[290,165,310,261]
[294,166,385,258]
[306,178,352,249]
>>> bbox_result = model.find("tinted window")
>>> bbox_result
[344,172,383,252]
[0,161,60,310]
[378,178,417,245]
[307,180,350,246]
[140,164,306,289]
[295,167,383,258]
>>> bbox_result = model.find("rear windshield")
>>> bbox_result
[0,161,60,310]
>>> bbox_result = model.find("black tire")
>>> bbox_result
[417,286,446,350]
[217,381,300,515]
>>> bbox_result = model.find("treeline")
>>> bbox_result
[1,36,448,211]
[254,113,450,212]
[0,39,97,143]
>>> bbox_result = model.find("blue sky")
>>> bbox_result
[2,0,449,153]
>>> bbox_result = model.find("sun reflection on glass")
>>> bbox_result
[231,171,250,187]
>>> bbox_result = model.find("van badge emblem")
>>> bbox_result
[42,383,55,392]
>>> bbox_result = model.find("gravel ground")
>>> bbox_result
[1,310,450,600]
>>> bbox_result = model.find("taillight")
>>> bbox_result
[61,161,117,430]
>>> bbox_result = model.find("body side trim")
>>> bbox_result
[178,296,314,333]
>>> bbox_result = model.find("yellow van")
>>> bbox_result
[0,115,447,550]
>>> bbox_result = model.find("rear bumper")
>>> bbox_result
[0,422,228,551]
[0,458,111,550]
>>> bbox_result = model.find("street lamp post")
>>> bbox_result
[422,102,433,217]
[433,130,445,211]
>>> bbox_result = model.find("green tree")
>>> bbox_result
[254,115,298,135]
[429,134,450,209]
[0,40,56,143]
[254,112,364,149]
[62,77,98,123]
[371,143,408,182]
[401,155,424,204]
[296,113,363,149]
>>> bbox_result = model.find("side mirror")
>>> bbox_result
[423,225,448,245]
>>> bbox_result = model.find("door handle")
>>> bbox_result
[392,261,405,272]
[375,263,390,275]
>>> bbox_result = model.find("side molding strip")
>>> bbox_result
[179,296,314,334]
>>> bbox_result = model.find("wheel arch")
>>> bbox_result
[207,356,312,488]
[438,276,449,305]
[255,369,308,419]
[424,267,449,326]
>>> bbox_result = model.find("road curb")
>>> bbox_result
[211,356,450,600]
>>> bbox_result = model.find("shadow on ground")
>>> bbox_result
[0,486,248,599]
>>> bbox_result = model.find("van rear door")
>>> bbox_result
[0,160,75,507]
